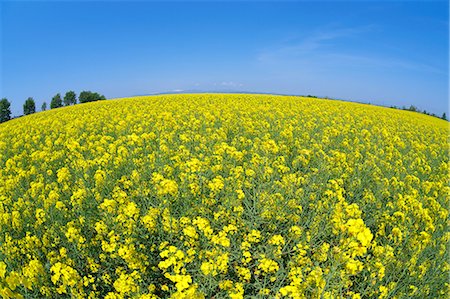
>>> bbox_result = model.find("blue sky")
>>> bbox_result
[1,1,448,117]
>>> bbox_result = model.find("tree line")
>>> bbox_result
[0,91,106,123]
[389,104,447,121]
[313,95,447,121]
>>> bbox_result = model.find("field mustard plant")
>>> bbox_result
[0,94,448,298]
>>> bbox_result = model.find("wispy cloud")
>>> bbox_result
[258,25,376,62]
[213,81,244,88]
[257,25,446,76]
[323,53,446,75]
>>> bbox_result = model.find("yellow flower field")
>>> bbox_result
[0,94,448,298]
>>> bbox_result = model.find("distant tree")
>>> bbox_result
[64,91,77,106]
[79,91,106,103]
[0,98,11,123]
[50,93,63,109]
[23,97,36,115]
[443,112,447,121]
[408,105,417,112]
[41,102,47,111]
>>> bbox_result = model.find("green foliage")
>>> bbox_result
[0,98,11,123]
[50,93,63,109]
[64,91,77,106]
[408,105,417,112]
[23,97,36,115]
[41,102,47,111]
[390,104,445,121]
[79,91,106,103]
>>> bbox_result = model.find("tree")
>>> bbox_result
[408,105,417,112]
[23,97,36,115]
[50,93,63,109]
[443,112,447,121]
[64,91,77,106]
[41,102,47,111]
[0,98,11,123]
[79,91,106,103]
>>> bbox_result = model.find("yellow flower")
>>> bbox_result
[113,272,140,295]
[0,262,6,279]
[200,262,214,276]
[211,231,230,247]
[247,230,261,243]
[56,167,71,183]
[5,271,21,290]
[157,179,178,196]
[379,285,389,299]
[183,225,198,239]
[258,257,279,274]
[391,227,403,242]
[94,169,106,186]
[229,282,244,299]
[236,266,251,282]
[268,234,285,246]
[35,208,46,225]
[346,259,363,275]
[208,176,224,193]
[219,279,233,290]
[357,227,373,247]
